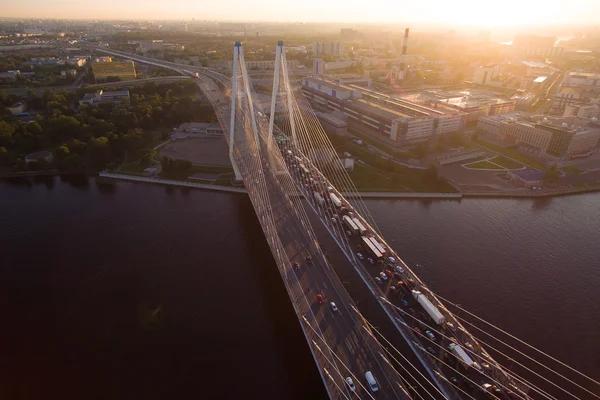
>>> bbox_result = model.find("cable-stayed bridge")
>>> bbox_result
[94,44,600,400]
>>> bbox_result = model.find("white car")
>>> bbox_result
[330,302,338,312]
[388,256,396,263]
[368,257,375,264]
[345,377,356,392]
[379,272,388,281]
[356,252,364,260]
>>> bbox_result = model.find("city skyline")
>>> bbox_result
[2,0,600,27]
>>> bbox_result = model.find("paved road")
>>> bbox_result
[197,74,410,399]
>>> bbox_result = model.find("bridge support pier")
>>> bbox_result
[228,41,243,182]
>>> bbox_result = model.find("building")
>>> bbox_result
[473,65,500,85]
[403,89,515,122]
[562,71,600,87]
[60,69,77,77]
[315,111,348,136]
[79,90,130,106]
[66,57,87,67]
[95,56,112,63]
[507,169,544,188]
[0,70,20,82]
[564,104,600,120]
[313,58,325,76]
[25,151,53,165]
[477,113,600,160]
[176,122,223,136]
[7,101,27,115]
[302,77,466,147]
[313,41,344,57]
[512,35,564,58]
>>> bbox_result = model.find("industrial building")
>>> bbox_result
[551,70,600,114]
[79,90,131,106]
[477,113,600,160]
[301,77,466,146]
[402,89,516,122]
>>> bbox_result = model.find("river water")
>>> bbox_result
[1,176,599,399]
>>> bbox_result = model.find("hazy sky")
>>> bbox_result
[3,0,599,27]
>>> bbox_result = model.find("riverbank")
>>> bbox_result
[98,172,600,199]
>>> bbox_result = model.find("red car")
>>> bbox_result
[385,270,393,277]
[413,327,423,336]
[317,294,325,304]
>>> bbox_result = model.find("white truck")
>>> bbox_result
[352,218,367,235]
[449,343,475,368]
[329,192,342,208]
[412,290,445,325]
[343,215,360,234]
[314,192,325,205]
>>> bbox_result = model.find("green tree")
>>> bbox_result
[137,147,156,165]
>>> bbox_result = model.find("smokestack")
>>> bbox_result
[398,28,409,81]
[402,28,409,55]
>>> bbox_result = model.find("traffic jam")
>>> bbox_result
[277,138,526,400]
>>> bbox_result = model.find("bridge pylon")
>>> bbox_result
[228,41,244,182]
[268,40,297,149]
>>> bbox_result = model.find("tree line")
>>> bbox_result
[0,80,216,172]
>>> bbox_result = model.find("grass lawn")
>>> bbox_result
[474,139,549,171]
[119,162,147,173]
[464,160,503,170]
[190,165,234,174]
[349,164,405,192]
[491,156,523,169]
[561,165,585,174]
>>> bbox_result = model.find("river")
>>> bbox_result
[1,175,598,399]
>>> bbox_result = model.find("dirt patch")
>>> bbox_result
[159,137,231,166]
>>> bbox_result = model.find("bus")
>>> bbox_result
[361,236,383,260]
[352,218,367,235]
[369,237,387,256]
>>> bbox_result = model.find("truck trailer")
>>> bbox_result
[343,215,359,234]
[449,343,475,368]
[329,193,342,208]
[352,218,367,235]
[412,290,445,324]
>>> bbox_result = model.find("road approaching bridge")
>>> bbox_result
[91,44,535,400]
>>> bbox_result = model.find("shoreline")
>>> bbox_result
[3,171,600,199]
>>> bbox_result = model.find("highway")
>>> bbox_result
[88,45,529,400]
[197,74,411,399]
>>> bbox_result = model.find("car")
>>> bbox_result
[450,376,459,385]
[292,262,299,270]
[367,257,375,264]
[346,230,352,236]
[330,302,338,312]
[401,299,409,307]
[385,269,393,277]
[394,265,404,274]
[427,347,436,355]
[425,330,436,341]
[379,272,387,281]
[356,252,364,260]
[413,327,422,336]
[345,377,356,392]
[397,281,404,287]
[331,217,337,223]
[375,277,382,284]
[306,256,313,265]
[388,256,396,263]
[317,294,324,304]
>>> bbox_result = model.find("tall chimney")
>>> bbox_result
[401,28,409,55]
[398,28,409,81]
